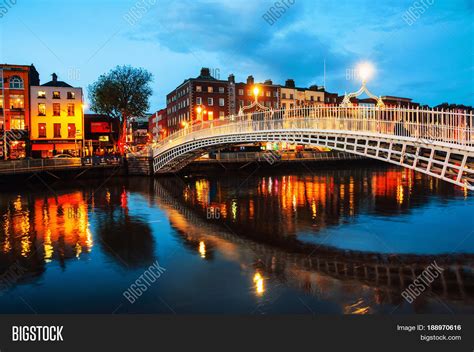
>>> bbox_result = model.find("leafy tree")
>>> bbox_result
[88,65,153,154]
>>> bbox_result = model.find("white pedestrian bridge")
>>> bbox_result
[151,106,474,190]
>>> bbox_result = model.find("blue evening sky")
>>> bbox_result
[1,0,473,111]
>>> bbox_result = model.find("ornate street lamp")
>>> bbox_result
[238,85,271,115]
[341,61,385,107]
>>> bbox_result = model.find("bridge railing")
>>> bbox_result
[153,106,474,156]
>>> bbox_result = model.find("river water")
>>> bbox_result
[0,164,472,314]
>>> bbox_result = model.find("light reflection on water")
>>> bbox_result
[0,164,472,314]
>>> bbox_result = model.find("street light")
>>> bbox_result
[356,61,375,84]
[341,61,384,107]
[253,86,260,101]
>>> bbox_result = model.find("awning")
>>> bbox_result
[32,144,54,151]
[55,143,78,150]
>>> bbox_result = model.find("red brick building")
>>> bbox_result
[0,64,40,159]
[166,68,231,133]
[148,108,168,141]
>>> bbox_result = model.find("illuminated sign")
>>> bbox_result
[91,122,111,133]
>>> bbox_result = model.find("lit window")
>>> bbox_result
[208,98,213,106]
[38,103,46,116]
[38,123,46,138]
[219,111,225,119]
[54,123,61,138]
[238,89,244,96]
[219,98,225,107]
[266,91,271,97]
[208,86,213,93]
[9,95,24,109]
[9,76,23,89]
[67,104,75,116]
[53,103,60,116]
[10,115,25,130]
[38,91,46,99]
[67,91,75,99]
[207,111,214,120]
[53,91,60,99]
[68,124,76,138]
[0,96,3,109]
[196,86,202,92]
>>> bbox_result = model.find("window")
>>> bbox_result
[9,76,23,89]
[290,94,294,99]
[207,111,214,120]
[10,115,25,130]
[54,123,61,138]
[196,97,202,105]
[266,91,271,97]
[317,96,321,102]
[282,93,287,99]
[273,91,278,97]
[67,104,75,116]
[38,103,46,116]
[9,95,24,109]
[207,98,213,106]
[247,90,252,96]
[67,92,75,99]
[53,103,60,116]
[53,91,60,99]
[196,86,202,92]
[219,87,224,93]
[38,123,46,138]
[238,89,244,96]
[207,86,213,93]
[219,98,225,107]
[239,100,244,107]
[38,91,46,99]
[0,96,3,109]
[68,124,76,138]
[310,96,314,101]
[219,111,225,119]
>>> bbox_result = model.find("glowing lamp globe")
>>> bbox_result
[356,62,375,83]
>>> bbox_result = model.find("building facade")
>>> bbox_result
[0,64,40,159]
[148,108,167,142]
[84,114,120,156]
[279,79,325,110]
[30,74,84,158]
[166,68,231,133]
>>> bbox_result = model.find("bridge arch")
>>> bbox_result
[152,107,474,190]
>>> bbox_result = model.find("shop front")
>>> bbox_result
[31,141,82,158]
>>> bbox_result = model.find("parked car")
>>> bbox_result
[53,154,73,158]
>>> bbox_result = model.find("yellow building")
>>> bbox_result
[30,73,84,158]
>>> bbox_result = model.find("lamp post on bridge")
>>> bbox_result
[341,61,385,107]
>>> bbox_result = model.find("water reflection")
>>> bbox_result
[0,164,472,314]
[153,166,474,313]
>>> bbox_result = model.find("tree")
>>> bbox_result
[88,65,153,154]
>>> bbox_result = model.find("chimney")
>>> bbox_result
[285,79,295,88]
[51,73,58,83]
[200,67,210,77]
[247,75,254,85]
[264,79,273,85]
[228,74,235,84]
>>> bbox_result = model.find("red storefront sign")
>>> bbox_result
[91,122,111,133]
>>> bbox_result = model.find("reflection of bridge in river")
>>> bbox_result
[153,176,474,311]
